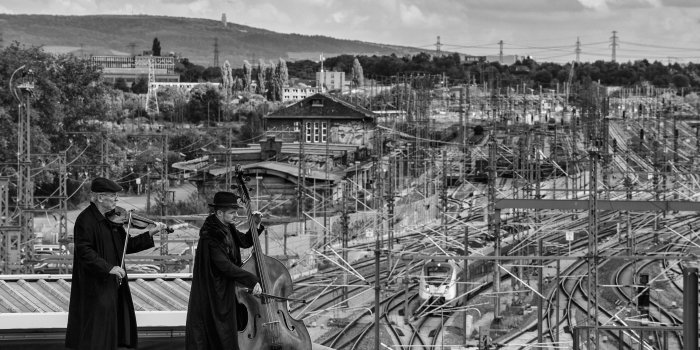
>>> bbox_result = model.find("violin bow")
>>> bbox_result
[244,288,307,304]
[117,210,134,286]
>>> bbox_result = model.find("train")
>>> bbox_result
[417,239,527,306]
[418,258,463,305]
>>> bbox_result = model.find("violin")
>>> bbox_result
[105,206,174,233]
[234,165,311,350]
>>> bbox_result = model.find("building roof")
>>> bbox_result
[0,273,192,329]
[207,161,343,182]
[266,92,376,121]
[172,156,209,172]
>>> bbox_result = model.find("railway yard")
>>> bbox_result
[1,86,700,350]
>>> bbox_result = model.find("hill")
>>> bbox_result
[0,14,423,66]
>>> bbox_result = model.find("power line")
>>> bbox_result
[619,40,700,51]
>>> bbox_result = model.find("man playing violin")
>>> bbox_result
[66,177,166,350]
[185,191,263,350]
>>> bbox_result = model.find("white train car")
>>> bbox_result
[418,259,463,304]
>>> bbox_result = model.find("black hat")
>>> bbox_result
[208,191,242,208]
[91,177,122,193]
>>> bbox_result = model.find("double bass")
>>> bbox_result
[234,166,312,350]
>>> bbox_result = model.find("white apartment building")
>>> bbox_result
[283,86,320,102]
[315,71,345,92]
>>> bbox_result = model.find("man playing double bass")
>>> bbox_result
[185,191,263,350]
[66,177,166,350]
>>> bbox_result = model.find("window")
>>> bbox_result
[321,122,327,142]
[311,99,323,107]
[294,121,300,131]
[305,122,312,142]
[313,122,320,142]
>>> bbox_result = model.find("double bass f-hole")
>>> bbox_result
[234,165,311,350]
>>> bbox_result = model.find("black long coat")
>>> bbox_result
[65,202,155,350]
[185,214,261,350]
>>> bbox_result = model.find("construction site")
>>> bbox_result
[0,65,699,350]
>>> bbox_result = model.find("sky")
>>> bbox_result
[1,0,700,63]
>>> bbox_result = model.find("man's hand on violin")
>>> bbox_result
[147,222,168,236]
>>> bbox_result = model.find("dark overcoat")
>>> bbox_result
[65,202,155,350]
[185,214,261,350]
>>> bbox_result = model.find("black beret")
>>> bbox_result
[91,177,122,193]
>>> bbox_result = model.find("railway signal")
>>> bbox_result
[637,273,650,311]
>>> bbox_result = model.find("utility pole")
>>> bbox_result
[463,226,470,345]
[14,66,35,272]
[58,151,68,273]
[146,162,153,214]
[160,134,169,272]
[341,178,349,307]
[101,136,108,177]
[610,30,618,62]
[441,149,448,244]
[488,134,500,319]
[587,144,600,349]
[297,127,306,245]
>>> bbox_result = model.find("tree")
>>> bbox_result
[202,66,222,82]
[131,76,149,94]
[533,70,553,87]
[175,58,205,82]
[152,38,161,56]
[277,58,289,87]
[242,60,252,92]
[265,62,276,101]
[187,84,222,124]
[272,59,287,101]
[221,60,233,118]
[256,60,266,95]
[671,74,690,89]
[114,78,130,92]
[351,57,364,87]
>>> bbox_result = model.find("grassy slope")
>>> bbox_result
[0,14,420,66]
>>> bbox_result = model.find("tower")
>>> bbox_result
[575,37,581,63]
[435,36,441,55]
[145,58,159,115]
[213,38,220,68]
[499,40,504,64]
[610,30,618,62]
[127,42,136,56]
[221,13,227,27]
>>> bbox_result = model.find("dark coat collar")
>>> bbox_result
[201,214,233,243]
[87,202,108,223]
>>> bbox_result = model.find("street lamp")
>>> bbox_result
[9,65,27,103]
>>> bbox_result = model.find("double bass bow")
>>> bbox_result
[234,165,311,350]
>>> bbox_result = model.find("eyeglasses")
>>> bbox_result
[100,193,119,200]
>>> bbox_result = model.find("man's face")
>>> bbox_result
[218,208,238,224]
[98,192,118,211]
